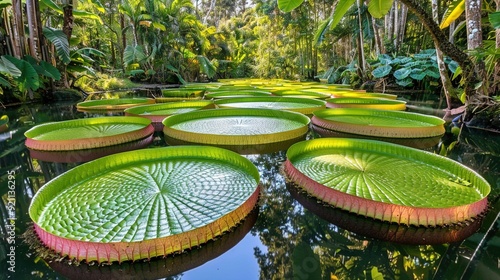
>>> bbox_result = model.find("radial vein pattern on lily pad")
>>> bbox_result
[283,138,490,226]
[29,146,260,263]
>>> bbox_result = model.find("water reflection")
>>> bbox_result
[46,209,258,280]
[287,184,483,245]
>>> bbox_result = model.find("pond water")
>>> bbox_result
[0,94,499,280]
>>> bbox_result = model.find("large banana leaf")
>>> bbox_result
[368,0,395,19]
[284,138,490,226]
[29,146,260,262]
[43,27,70,65]
[277,0,304,12]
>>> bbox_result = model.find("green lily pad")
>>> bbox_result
[214,96,326,115]
[284,138,490,226]
[161,88,205,98]
[124,101,214,131]
[272,90,331,99]
[25,116,154,151]
[326,97,406,110]
[29,146,260,262]
[330,91,398,99]
[77,98,155,112]
[204,90,272,99]
[163,108,310,153]
[312,108,445,138]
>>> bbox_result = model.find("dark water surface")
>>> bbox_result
[0,97,499,280]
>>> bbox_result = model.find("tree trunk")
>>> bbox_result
[398,0,478,99]
[11,0,25,58]
[356,0,366,79]
[63,4,74,42]
[465,0,486,96]
[26,0,38,59]
[372,16,383,54]
[493,0,500,94]
[432,0,455,111]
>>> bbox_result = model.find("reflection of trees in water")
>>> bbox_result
[247,151,494,280]
[0,103,86,278]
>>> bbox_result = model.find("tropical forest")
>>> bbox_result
[0,0,499,279]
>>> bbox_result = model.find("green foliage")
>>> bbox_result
[74,73,137,92]
[43,27,70,65]
[277,0,303,13]
[0,55,62,101]
[368,0,394,19]
[369,49,456,89]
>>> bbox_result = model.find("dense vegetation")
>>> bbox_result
[0,0,500,120]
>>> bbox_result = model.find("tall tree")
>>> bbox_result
[432,0,457,111]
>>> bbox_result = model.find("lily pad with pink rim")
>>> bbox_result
[326,97,407,110]
[283,138,490,226]
[124,100,214,131]
[214,96,326,115]
[271,89,331,99]
[24,116,154,162]
[204,90,272,99]
[162,108,310,154]
[77,98,155,112]
[312,108,445,138]
[29,146,260,263]
[330,91,398,99]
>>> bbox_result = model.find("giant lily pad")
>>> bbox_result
[124,101,214,131]
[25,116,154,162]
[163,108,310,154]
[272,89,331,99]
[312,108,445,138]
[214,96,326,115]
[330,91,398,99]
[283,138,490,226]
[326,97,407,110]
[29,146,260,263]
[25,116,154,151]
[77,98,155,112]
[204,90,272,99]
[161,88,205,98]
